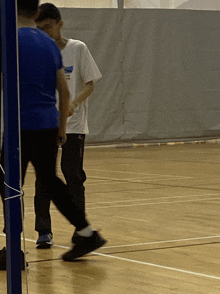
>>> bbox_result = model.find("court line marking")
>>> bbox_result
[93,252,220,281]
[27,167,193,179]
[19,191,220,203]
[85,197,220,209]
[81,193,220,205]
[6,193,219,217]
[10,195,220,216]
[1,193,218,218]
[88,176,193,184]
[1,234,220,251]
[22,172,192,190]
[86,168,193,179]
[102,235,220,249]
[1,234,219,282]
[1,234,219,249]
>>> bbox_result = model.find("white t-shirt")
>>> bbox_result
[61,39,102,134]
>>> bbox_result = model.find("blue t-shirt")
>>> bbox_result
[18,28,63,130]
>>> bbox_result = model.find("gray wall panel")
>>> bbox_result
[59,8,220,144]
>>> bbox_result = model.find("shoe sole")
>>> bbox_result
[36,242,53,249]
[62,238,107,261]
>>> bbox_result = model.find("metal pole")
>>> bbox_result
[1,0,22,293]
[118,0,124,9]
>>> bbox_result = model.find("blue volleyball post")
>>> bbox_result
[1,0,22,293]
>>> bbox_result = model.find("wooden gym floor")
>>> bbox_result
[1,143,220,293]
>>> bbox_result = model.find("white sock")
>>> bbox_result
[77,225,93,237]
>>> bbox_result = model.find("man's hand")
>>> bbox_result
[68,101,78,117]
[68,81,94,117]
[57,129,67,146]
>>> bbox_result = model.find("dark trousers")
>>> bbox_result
[35,134,86,234]
[0,129,89,234]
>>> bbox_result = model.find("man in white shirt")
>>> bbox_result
[35,3,102,248]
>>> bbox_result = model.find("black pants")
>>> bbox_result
[35,134,86,234]
[0,129,89,233]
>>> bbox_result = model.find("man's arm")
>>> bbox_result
[56,68,70,145]
[68,81,94,117]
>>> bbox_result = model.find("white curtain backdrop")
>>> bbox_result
[58,8,220,144]
[39,0,220,9]
[176,0,220,10]
[39,0,116,8]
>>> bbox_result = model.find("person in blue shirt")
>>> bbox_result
[0,0,106,270]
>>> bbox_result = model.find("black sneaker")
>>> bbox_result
[71,230,81,244]
[36,233,53,249]
[0,247,28,270]
[62,231,107,261]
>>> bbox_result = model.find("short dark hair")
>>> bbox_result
[35,3,61,22]
[17,0,39,16]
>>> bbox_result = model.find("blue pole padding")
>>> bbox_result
[1,0,22,293]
